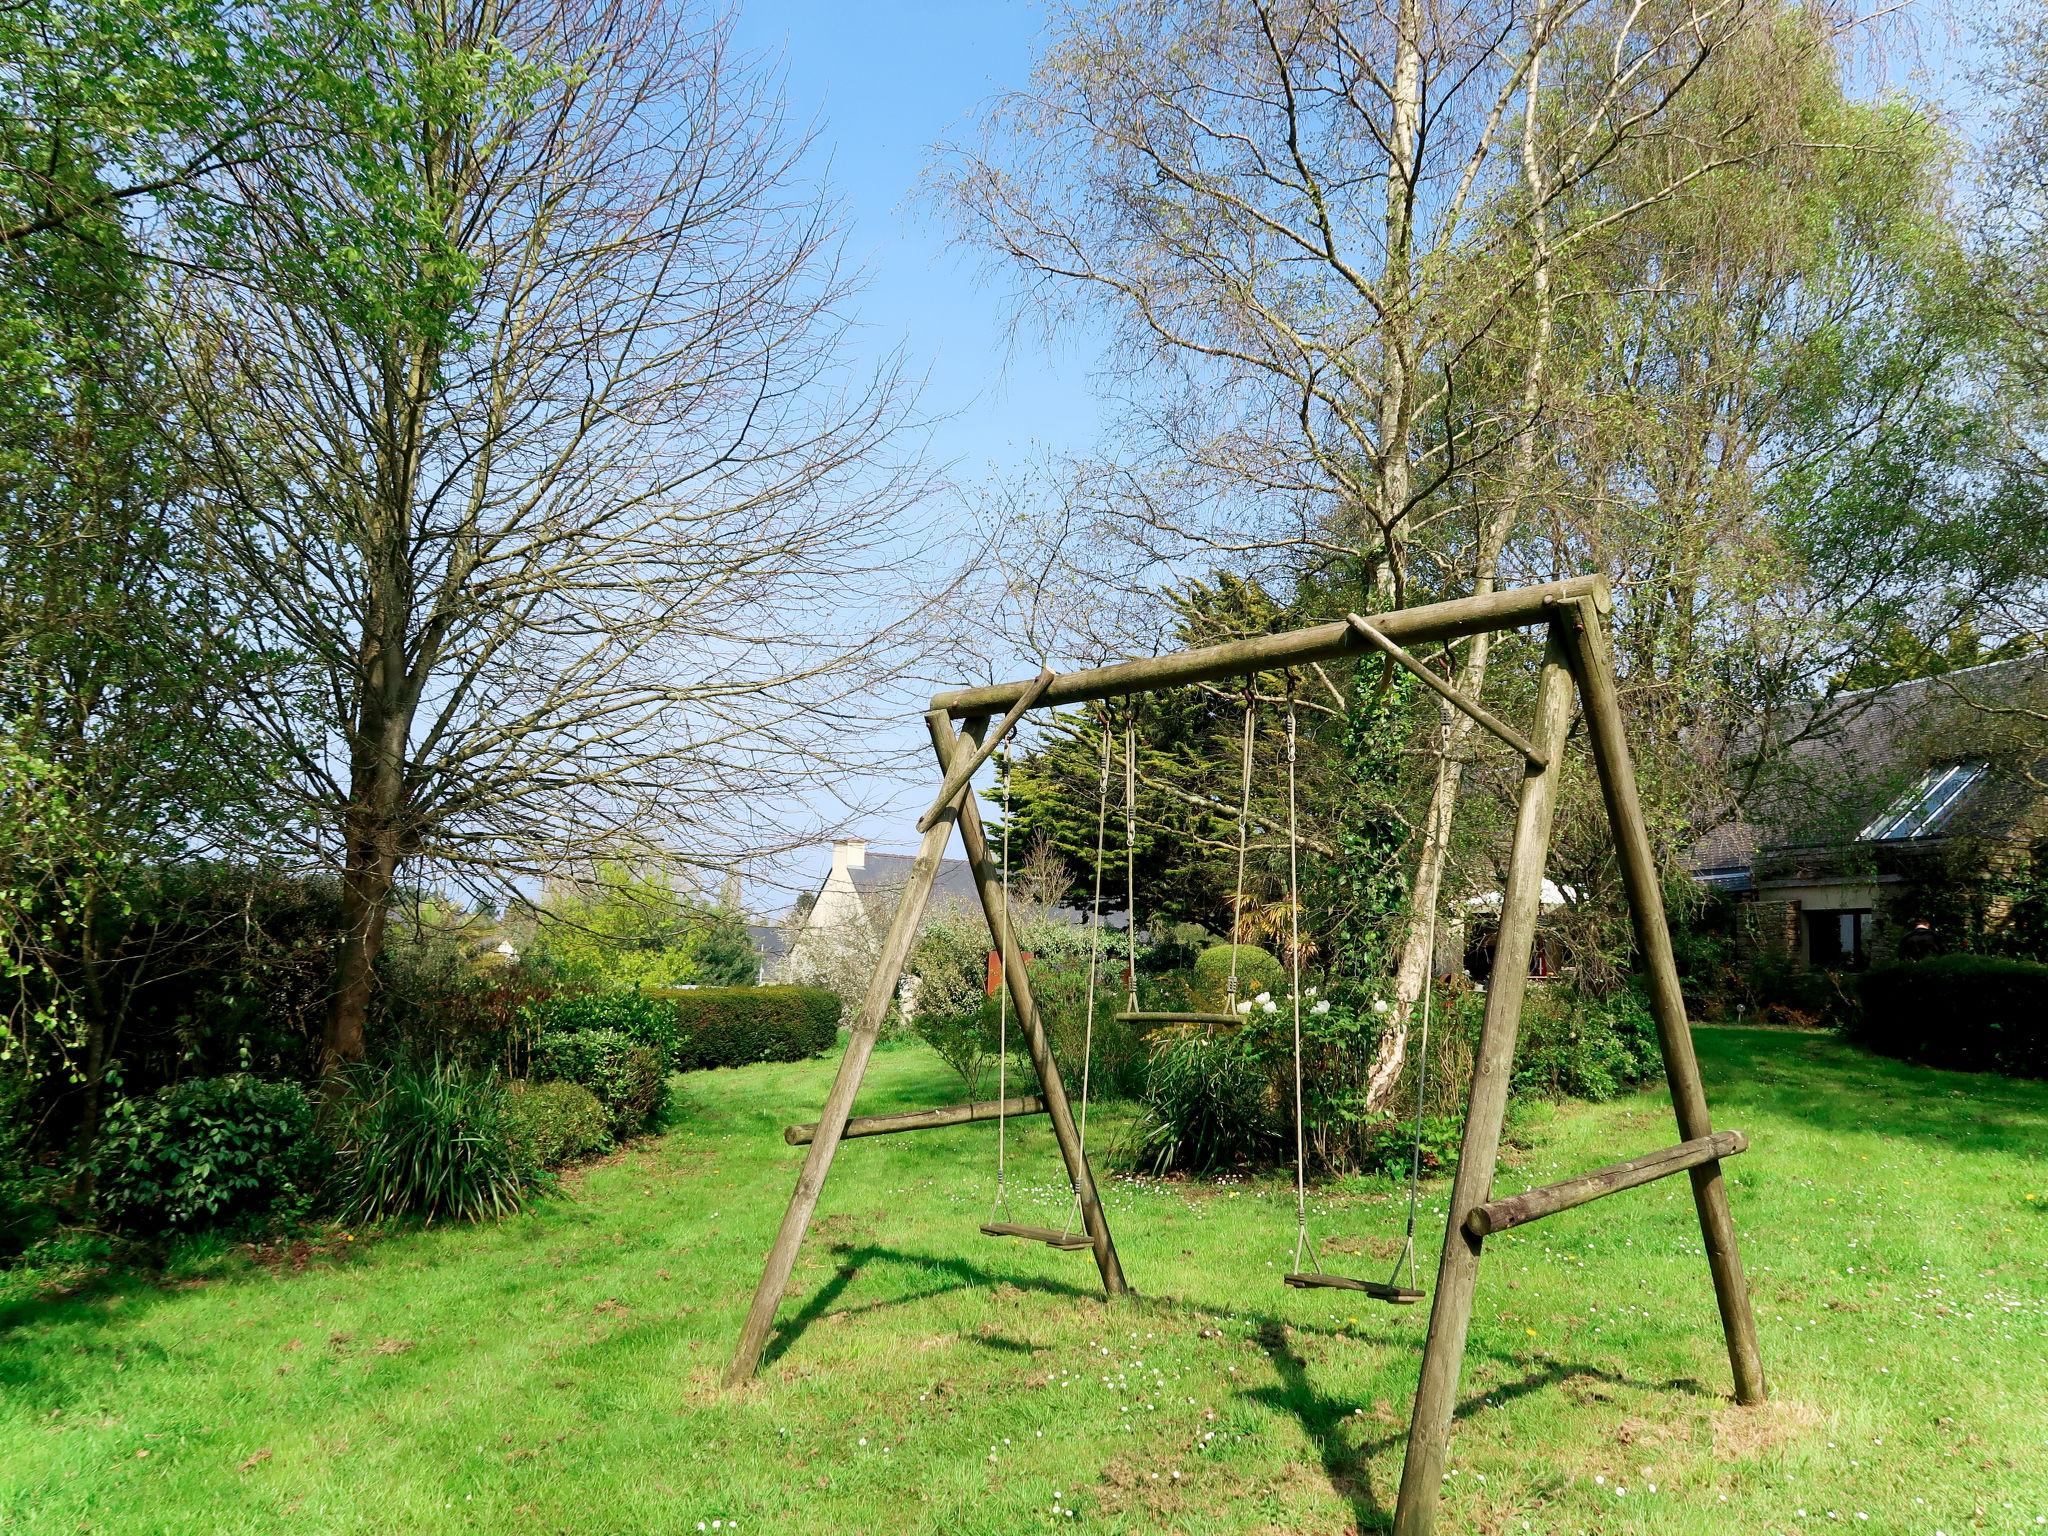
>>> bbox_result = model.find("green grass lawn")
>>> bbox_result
[3,1027,2045,1534]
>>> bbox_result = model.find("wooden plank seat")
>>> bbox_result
[784,1095,1046,1146]
[1113,1010,1244,1028]
[981,1222,1092,1250]
[1284,1271,1425,1304]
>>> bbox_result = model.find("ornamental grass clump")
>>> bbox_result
[333,1058,530,1225]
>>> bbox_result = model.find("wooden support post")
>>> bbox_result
[1552,597,1767,1407]
[925,710,1129,1299]
[784,1095,1047,1146]
[723,716,991,1388]
[1393,628,1578,1536]
[1464,1131,1749,1239]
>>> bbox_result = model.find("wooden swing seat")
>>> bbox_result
[1113,1010,1243,1028]
[981,1222,1092,1250]
[1284,1271,1425,1305]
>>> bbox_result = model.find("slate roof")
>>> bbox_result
[844,851,985,923]
[842,850,1104,931]
[1687,654,2048,883]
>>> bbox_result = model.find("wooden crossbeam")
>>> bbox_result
[784,1095,1047,1146]
[1463,1131,1748,1239]
[933,576,1607,717]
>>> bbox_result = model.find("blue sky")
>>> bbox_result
[731,1,1104,483]
[728,2,1110,910]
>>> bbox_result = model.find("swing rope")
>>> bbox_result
[1123,709,1140,1014]
[1226,693,1255,1015]
[989,741,1016,1228]
[1286,690,1318,1278]
[1061,718,1116,1238]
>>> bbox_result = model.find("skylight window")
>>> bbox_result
[1858,762,1986,842]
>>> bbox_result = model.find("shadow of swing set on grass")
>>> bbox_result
[727,576,1772,1536]
[760,1236,1720,1530]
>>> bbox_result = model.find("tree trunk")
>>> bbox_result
[327,810,400,1070]
[1365,36,1557,1114]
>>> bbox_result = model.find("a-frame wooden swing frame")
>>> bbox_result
[725,575,1766,1536]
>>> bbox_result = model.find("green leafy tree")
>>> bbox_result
[529,862,756,991]
[0,0,311,1171]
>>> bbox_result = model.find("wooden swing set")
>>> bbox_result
[724,575,1766,1536]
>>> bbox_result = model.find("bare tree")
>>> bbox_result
[179,0,934,1066]
[939,0,1827,1106]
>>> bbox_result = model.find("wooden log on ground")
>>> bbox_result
[932,575,1607,717]
[784,1096,1047,1146]
[1463,1131,1749,1239]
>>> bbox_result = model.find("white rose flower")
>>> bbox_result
[1372,998,1389,1014]
[1311,999,1331,1014]
[1261,1000,1278,1014]
[1254,991,1271,1005]
[1236,999,1253,1015]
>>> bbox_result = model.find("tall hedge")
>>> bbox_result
[1854,955,2048,1077]
[661,986,840,1070]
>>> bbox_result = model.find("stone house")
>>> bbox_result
[1689,656,2048,970]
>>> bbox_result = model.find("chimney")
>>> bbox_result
[831,838,868,877]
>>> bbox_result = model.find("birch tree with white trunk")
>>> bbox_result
[941,0,1811,1107]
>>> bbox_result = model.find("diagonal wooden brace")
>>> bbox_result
[1464,1131,1749,1238]
[1347,614,1548,768]
[915,666,1055,830]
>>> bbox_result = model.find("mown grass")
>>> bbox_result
[2,1026,2044,1534]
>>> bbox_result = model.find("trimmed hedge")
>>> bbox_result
[660,986,840,1070]
[531,1029,665,1137]
[1854,955,2048,1077]
[525,987,681,1070]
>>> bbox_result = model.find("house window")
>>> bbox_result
[1806,909,1870,970]
[1858,762,1986,841]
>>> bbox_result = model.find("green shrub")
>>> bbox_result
[1191,945,1285,1009]
[506,1080,612,1170]
[531,1029,665,1136]
[1854,955,2048,1076]
[94,1075,326,1235]
[1136,1027,1282,1173]
[1,1067,64,1256]
[661,986,839,1071]
[1355,1112,1463,1177]
[528,988,681,1070]
[1511,985,1660,1102]
[332,1059,529,1224]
